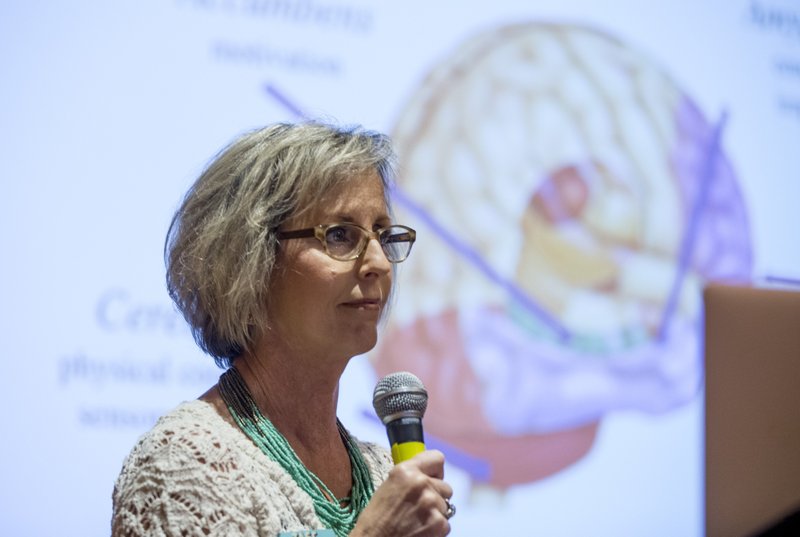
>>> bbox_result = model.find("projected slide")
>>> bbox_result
[371,22,752,488]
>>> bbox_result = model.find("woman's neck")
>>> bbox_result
[233,342,348,448]
[230,342,357,499]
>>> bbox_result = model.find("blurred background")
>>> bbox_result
[1,1,798,535]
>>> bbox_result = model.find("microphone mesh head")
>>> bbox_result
[372,371,428,423]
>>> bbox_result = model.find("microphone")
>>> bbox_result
[372,371,429,464]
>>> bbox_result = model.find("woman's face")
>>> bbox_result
[266,170,394,360]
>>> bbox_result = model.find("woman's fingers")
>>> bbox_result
[405,449,446,479]
[392,450,453,505]
[351,449,454,536]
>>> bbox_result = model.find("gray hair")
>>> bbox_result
[165,121,396,368]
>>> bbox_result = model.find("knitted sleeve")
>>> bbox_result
[111,409,262,536]
[111,402,312,536]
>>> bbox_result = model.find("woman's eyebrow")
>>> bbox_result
[323,213,392,225]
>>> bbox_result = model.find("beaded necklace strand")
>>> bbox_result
[218,367,374,537]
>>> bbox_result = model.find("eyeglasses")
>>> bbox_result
[277,223,416,263]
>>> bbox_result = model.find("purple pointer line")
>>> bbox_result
[765,275,800,287]
[264,83,307,118]
[658,111,729,341]
[361,409,492,481]
[390,186,571,340]
[264,82,570,341]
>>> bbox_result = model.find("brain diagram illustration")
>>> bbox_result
[367,23,753,490]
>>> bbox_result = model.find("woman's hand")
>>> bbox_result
[352,449,453,536]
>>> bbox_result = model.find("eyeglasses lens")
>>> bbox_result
[380,227,413,262]
[324,225,362,259]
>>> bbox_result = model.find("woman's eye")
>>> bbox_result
[326,226,353,244]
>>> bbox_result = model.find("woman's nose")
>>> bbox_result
[359,236,392,276]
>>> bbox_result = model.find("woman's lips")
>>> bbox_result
[341,299,381,310]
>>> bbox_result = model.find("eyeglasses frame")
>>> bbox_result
[277,222,416,263]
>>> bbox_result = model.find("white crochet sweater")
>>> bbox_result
[112,400,393,536]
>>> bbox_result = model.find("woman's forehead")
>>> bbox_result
[292,172,389,224]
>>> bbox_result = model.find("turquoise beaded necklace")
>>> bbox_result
[218,367,374,537]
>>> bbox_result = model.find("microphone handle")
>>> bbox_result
[386,416,426,464]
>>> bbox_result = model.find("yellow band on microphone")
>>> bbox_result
[391,441,425,464]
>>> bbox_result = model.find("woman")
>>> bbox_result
[112,122,454,536]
